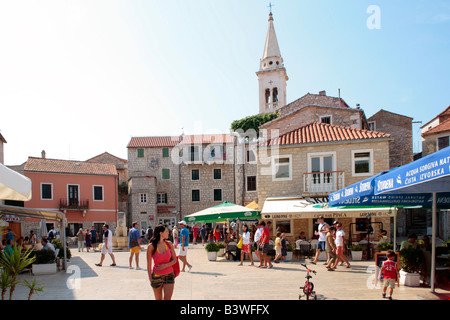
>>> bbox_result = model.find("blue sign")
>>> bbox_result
[374,146,450,194]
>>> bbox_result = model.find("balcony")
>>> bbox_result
[303,171,345,196]
[59,199,89,211]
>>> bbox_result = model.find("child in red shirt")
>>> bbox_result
[379,250,399,300]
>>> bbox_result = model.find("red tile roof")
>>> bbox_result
[127,136,182,148]
[24,157,118,176]
[261,122,391,146]
[422,118,450,136]
[127,134,235,148]
[180,134,235,145]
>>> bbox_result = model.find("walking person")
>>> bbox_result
[178,221,192,272]
[129,222,142,269]
[76,228,85,252]
[200,225,207,246]
[258,221,273,269]
[311,216,328,265]
[254,223,263,267]
[95,224,117,267]
[238,224,254,266]
[147,225,178,300]
[281,233,288,262]
[325,226,337,271]
[172,226,179,249]
[85,229,92,252]
[333,223,350,268]
[273,232,282,263]
[213,225,221,243]
[90,226,98,250]
[192,224,199,245]
[379,250,399,300]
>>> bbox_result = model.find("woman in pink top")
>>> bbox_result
[147,225,177,300]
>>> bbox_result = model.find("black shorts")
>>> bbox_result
[151,272,175,289]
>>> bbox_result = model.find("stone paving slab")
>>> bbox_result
[9,245,450,302]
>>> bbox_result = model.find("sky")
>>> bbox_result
[0,0,449,165]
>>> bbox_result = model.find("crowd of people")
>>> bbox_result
[0,227,57,261]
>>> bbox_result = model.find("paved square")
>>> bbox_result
[10,245,450,301]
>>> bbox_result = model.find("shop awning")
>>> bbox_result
[0,204,65,222]
[261,197,395,219]
[0,204,68,270]
[185,201,260,223]
[0,163,32,201]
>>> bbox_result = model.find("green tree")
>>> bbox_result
[230,112,279,138]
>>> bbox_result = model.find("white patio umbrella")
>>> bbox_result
[0,163,32,201]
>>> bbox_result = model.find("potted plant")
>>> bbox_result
[285,244,294,261]
[217,242,226,257]
[399,248,424,287]
[205,242,220,261]
[51,239,71,269]
[377,242,394,252]
[350,244,366,261]
[31,249,57,275]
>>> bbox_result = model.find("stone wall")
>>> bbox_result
[263,105,365,136]
[368,110,413,168]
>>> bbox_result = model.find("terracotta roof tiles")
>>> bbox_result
[127,134,235,148]
[261,122,391,147]
[422,118,450,136]
[24,157,118,176]
[127,136,182,148]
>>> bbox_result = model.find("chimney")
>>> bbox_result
[319,90,326,96]
[41,150,46,159]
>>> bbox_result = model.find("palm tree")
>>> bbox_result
[0,243,36,300]
[22,277,45,300]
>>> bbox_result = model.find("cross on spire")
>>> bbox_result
[268,2,274,14]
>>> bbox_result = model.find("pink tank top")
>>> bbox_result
[152,242,173,275]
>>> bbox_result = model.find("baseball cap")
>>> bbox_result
[179,220,187,225]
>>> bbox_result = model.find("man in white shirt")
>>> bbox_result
[311,216,328,265]
[95,224,117,267]
[333,223,350,268]
[254,223,263,267]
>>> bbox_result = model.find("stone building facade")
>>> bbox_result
[127,134,243,229]
[127,136,182,230]
[256,122,392,243]
[368,109,413,168]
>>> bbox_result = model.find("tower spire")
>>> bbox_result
[256,9,288,114]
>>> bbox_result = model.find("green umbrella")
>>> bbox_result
[184,201,261,223]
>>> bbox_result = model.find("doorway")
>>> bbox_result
[68,185,79,206]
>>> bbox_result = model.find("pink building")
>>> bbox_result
[21,156,118,238]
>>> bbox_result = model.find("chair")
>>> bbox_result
[300,242,312,259]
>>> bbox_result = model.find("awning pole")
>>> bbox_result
[431,192,436,293]
[393,206,397,252]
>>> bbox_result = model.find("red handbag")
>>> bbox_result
[173,256,180,277]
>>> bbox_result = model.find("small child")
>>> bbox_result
[379,250,399,300]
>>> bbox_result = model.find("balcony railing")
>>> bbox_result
[59,199,89,210]
[303,171,345,194]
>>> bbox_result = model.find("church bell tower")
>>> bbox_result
[256,12,288,114]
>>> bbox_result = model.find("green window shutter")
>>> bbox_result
[162,168,170,180]
[162,148,169,158]
[137,148,144,158]
[214,189,222,201]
